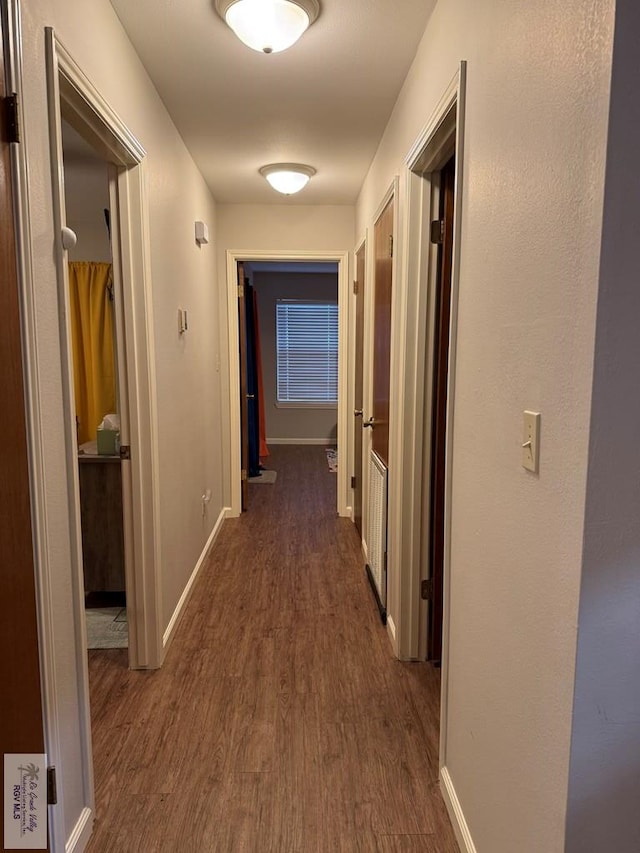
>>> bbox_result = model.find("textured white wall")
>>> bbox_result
[355,1,615,851]
[218,204,355,252]
[566,3,640,851]
[216,204,354,504]
[18,0,223,845]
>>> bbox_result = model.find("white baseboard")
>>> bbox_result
[266,437,336,445]
[162,507,226,650]
[223,505,236,519]
[386,615,398,655]
[65,807,93,852]
[440,766,477,853]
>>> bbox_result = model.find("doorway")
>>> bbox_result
[396,64,466,782]
[364,195,395,624]
[236,261,340,511]
[46,29,161,673]
[41,31,164,845]
[225,250,351,518]
[60,120,131,653]
[425,154,456,664]
[412,108,462,669]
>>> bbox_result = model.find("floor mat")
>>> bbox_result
[249,469,277,484]
[85,607,128,650]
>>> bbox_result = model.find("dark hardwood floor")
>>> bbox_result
[86,445,459,852]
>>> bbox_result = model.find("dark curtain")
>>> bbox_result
[254,288,269,460]
[245,283,261,477]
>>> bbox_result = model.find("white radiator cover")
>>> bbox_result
[367,450,388,606]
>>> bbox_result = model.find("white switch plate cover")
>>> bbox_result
[523,411,541,472]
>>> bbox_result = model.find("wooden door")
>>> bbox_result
[353,243,366,536]
[372,198,394,466]
[0,28,48,851]
[428,156,456,664]
[237,262,249,511]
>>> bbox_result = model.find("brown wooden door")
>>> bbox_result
[0,28,48,852]
[353,243,366,536]
[237,263,249,511]
[372,197,394,466]
[428,156,456,664]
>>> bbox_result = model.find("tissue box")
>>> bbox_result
[96,428,119,456]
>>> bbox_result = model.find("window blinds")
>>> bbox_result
[276,300,338,403]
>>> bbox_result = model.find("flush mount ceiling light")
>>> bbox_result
[215,0,320,54]
[259,163,316,195]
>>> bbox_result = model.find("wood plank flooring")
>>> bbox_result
[85,446,459,852]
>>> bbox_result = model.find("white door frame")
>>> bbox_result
[395,60,467,779]
[225,249,351,518]
[45,30,163,671]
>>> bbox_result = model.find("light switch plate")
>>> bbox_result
[522,411,540,472]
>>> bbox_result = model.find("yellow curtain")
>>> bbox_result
[68,262,116,444]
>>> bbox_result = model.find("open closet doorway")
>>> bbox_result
[226,250,351,518]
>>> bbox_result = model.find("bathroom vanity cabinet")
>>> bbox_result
[78,448,125,593]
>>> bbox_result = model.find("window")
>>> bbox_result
[276,300,338,405]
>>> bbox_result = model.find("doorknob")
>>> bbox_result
[354,409,363,417]
[363,418,375,429]
[61,226,77,250]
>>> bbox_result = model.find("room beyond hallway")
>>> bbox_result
[85,446,458,852]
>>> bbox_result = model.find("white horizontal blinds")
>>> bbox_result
[276,300,338,403]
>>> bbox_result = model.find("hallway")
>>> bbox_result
[85,446,458,851]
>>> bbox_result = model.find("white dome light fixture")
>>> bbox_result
[259,163,316,195]
[215,0,320,54]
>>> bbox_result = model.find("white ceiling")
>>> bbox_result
[109,0,437,205]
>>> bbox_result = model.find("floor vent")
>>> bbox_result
[365,450,387,624]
